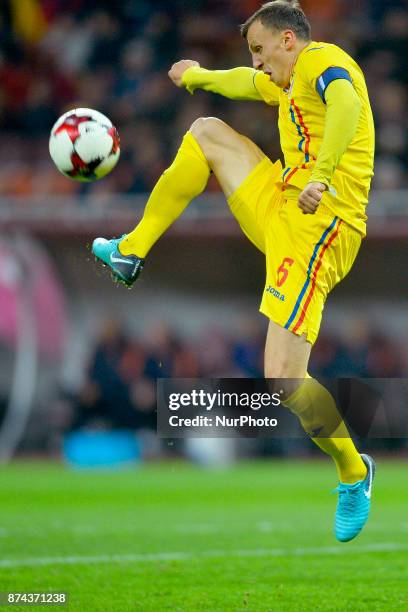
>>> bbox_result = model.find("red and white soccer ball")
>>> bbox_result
[49,108,120,181]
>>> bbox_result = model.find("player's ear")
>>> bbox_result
[282,30,296,50]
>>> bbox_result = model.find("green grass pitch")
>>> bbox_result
[0,459,407,611]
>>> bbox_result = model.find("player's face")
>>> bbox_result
[247,20,296,88]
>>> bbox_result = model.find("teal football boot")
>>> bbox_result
[334,454,376,542]
[92,235,144,287]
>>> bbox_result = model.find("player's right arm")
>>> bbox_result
[168,60,280,105]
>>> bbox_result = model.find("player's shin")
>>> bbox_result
[282,377,367,484]
[120,131,210,257]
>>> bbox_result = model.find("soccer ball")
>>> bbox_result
[49,108,120,181]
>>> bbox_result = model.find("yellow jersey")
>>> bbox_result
[254,41,375,235]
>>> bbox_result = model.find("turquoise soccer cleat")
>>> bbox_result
[334,454,376,542]
[92,235,145,287]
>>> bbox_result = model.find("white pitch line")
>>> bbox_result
[0,542,406,569]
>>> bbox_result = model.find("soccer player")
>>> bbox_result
[93,0,375,541]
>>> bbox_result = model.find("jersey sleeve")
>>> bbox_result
[253,71,280,106]
[182,66,264,101]
[309,78,361,187]
[299,45,354,104]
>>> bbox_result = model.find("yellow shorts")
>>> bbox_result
[227,157,362,345]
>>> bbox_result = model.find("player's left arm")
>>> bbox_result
[298,73,361,214]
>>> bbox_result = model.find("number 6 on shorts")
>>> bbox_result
[276,257,294,287]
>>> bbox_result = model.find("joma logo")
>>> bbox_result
[266,285,285,301]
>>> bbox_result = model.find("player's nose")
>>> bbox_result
[253,57,263,70]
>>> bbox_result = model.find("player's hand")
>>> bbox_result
[298,182,327,214]
[168,60,200,87]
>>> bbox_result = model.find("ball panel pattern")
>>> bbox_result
[49,108,120,181]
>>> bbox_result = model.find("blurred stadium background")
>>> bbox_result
[1,1,408,609]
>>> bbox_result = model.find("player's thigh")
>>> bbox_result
[264,320,311,379]
[190,116,265,199]
[260,200,358,357]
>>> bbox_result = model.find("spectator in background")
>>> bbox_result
[67,314,406,435]
[68,318,155,431]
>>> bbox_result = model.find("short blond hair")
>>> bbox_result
[240,1,311,41]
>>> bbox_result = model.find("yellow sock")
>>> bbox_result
[312,436,367,484]
[283,376,367,484]
[120,131,210,257]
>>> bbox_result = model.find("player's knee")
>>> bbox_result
[190,116,227,150]
[264,359,306,379]
[265,363,286,378]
